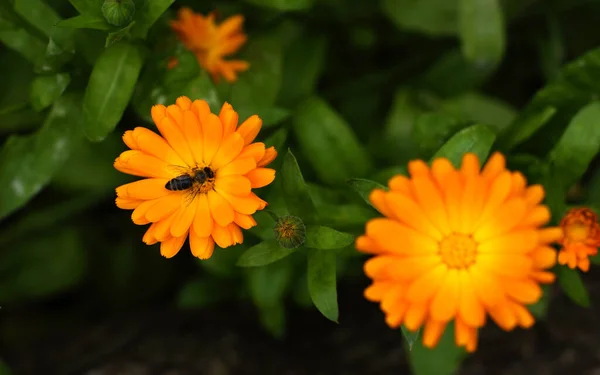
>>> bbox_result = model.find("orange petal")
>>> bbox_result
[460,153,480,176]
[157,116,194,166]
[384,191,443,240]
[212,223,234,248]
[146,193,183,222]
[151,104,167,127]
[525,185,545,206]
[257,146,277,167]
[211,132,244,170]
[407,160,430,178]
[116,197,143,210]
[142,223,158,245]
[405,264,447,303]
[131,200,155,225]
[518,205,551,228]
[502,278,542,304]
[217,157,256,177]
[478,229,538,254]
[369,189,394,218]
[477,253,532,278]
[364,282,393,302]
[189,231,215,259]
[365,218,439,255]
[166,104,184,130]
[429,268,460,321]
[192,194,213,237]
[176,96,192,110]
[246,168,275,189]
[182,110,203,164]
[219,102,239,138]
[509,301,535,328]
[233,212,257,229]
[388,174,411,195]
[473,198,528,242]
[116,179,169,200]
[355,235,384,254]
[238,142,265,164]
[191,99,211,124]
[170,200,197,237]
[202,113,224,164]
[403,303,428,331]
[122,130,139,150]
[207,190,235,227]
[114,150,173,179]
[131,127,185,166]
[422,320,447,349]
[531,246,557,269]
[217,189,261,215]
[433,168,462,233]
[488,302,517,331]
[458,270,485,327]
[380,284,406,313]
[229,222,244,245]
[236,115,262,145]
[476,171,512,226]
[160,232,188,258]
[481,152,506,181]
[468,266,505,308]
[215,175,251,196]
[411,176,451,235]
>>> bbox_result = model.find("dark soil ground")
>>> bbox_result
[3,270,600,375]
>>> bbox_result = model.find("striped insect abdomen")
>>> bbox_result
[165,175,193,191]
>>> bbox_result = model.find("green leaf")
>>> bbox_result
[229,35,283,121]
[409,323,466,375]
[499,47,600,150]
[55,14,111,30]
[458,0,505,66]
[279,35,327,106]
[256,301,286,338]
[0,93,83,220]
[381,0,458,36]
[347,178,386,207]
[308,249,339,322]
[371,166,408,185]
[177,278,226,309]
[105,20,136,47]
[245,0,315,11]
[199,244,247,278]
[421,50,496,97]
[281,149,318,222]
[14,0,74,51]
[247,256,293,307]
[432,124,497,167]
[52,132,131,192]
[294,97,372,185]
[83,42,145,142]
[131,0,175,39]
[379,89,423,162]
[0,28,46,65]
[401,326,421,351]
[414,113,465,158]
[68,0,104,15]
[179,73,220,112]
[499,106,556,150]
[440,92,517,134]
[548,102,600,190]
[557,266,590,307]
[237,239,297,267]
[0,229,86,303]
[304,225,354,250]
[30,73,71,111]
[317,204,378,229]
[590,253,600,265]
[260,107,290,128]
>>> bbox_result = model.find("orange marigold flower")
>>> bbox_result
[170,7,249,83]
[356,152,562,353]
[557,207,600,272]
[114,96,277,260]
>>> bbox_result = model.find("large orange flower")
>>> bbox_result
[557,207,600,272]
[170,7,249,83]
[114,96,277,259]
[356,152,563,352]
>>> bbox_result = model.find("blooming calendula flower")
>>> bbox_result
[170,7,249,83]
[114,96,277,259]
[557,207,600,272]
[356,152,563,352]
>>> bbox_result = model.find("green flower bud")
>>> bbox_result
[102,0,135,27]
[273,215,306,249]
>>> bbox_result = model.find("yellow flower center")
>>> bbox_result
[439,233,478,269]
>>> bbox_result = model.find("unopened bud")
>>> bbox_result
[102,0,135,27]
[273,215,306,249]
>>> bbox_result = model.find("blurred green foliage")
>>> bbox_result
[1,0,600,374]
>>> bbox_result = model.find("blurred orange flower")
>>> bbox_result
[356,152,562,352]
[114,96,277,259]
[170,7,249,83]
[558,207,600,272]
